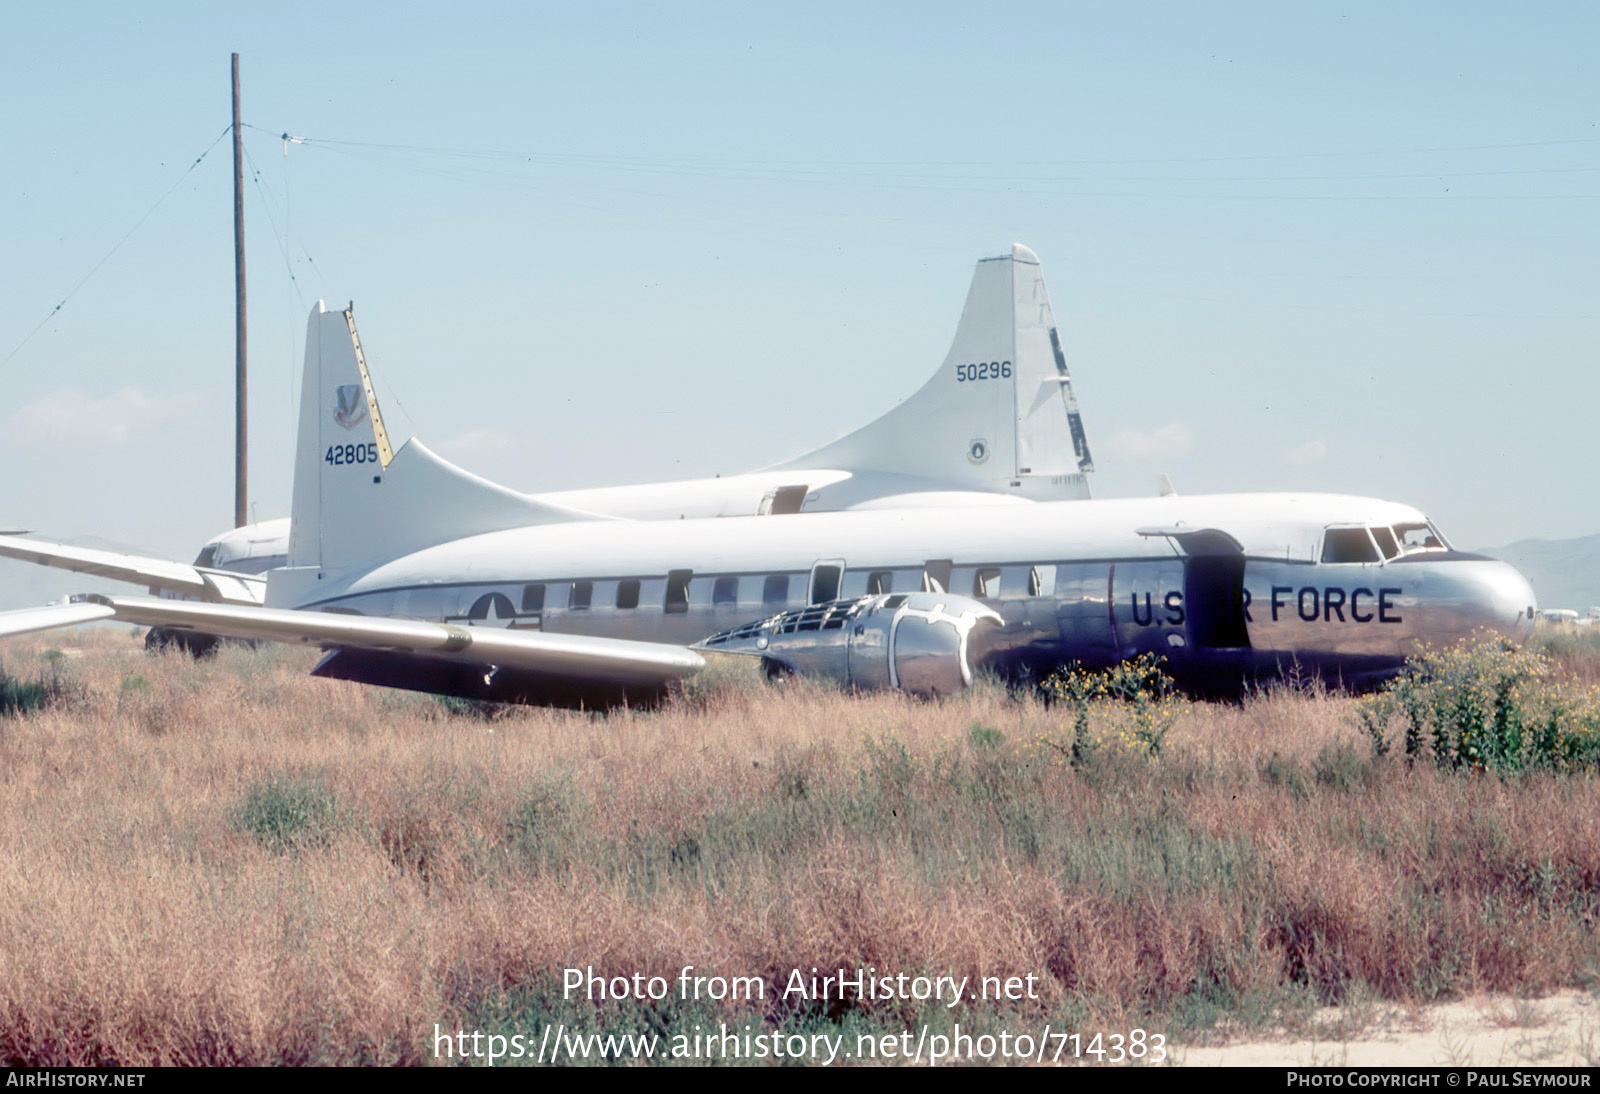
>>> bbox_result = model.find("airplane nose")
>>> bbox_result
[1495,562,1539,644]
[1457,559,1538,645]
[1388,557,1538,656]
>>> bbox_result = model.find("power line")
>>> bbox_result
[242,140,308,312]
[243,123,1600,169]
[1,126,233,372]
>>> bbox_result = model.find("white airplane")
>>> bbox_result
[0,244,1094,607]
[0,275,1537,705]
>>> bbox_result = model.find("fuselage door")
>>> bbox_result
[1130,526,1249,652]
[1185,555,1250,649]
[757,485,809,515]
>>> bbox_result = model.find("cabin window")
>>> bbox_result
[712,576,738,606]
[665,570,692,614]
[570,580,593,610]
[922,559,953,593]
[1322,528,1379,564]
[617,579,641,609]
[1029,564,1056,597]
[810,564,841,604]
[973,568,1002,598]
[1370,526,1400,560]
[193,545,219,567]
[763,575,790,606]
[866,571,893,595]
[521,584,545,613]
[400,588,446,619]
[998,565,1033,598]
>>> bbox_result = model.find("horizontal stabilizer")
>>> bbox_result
[0,534,265,604]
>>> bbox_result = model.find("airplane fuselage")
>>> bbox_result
[271,491,1536,692]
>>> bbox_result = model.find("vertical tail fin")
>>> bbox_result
[276,303,600,605]
[776,244,1093,500]
[286,301,399,574]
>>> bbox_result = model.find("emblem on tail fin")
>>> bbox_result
[334,384,368,431]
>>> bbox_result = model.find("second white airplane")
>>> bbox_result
[0,244,1094,602]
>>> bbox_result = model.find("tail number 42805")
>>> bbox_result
[326,443,379,466]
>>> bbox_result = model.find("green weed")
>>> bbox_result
[1038,655,1185,765]
[1359,637,1600,773]
[231,774,343,853]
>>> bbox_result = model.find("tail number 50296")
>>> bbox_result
[956,361,1011,382]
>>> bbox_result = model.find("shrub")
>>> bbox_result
[1039,655,1184,765]
[1358,636,1600,774]
[0,659,78,718]
[967,723,1005,749]
[231,775,342,852]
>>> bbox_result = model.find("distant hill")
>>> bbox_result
[1477,534,1600,615]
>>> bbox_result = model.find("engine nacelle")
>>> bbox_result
[696,593,1003,696]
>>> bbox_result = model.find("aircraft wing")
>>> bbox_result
[0,600,119,637]
[0,534,265,605]
[0,594,704,690]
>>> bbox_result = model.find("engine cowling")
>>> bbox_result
[696,592,1003,696]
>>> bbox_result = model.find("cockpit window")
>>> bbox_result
[1370,526,1400,560]
[1322,527,1379,564]
[1393,521,1448,553]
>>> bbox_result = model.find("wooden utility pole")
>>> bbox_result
[231,53,248,528]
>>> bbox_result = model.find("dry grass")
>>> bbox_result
[1531,621,1600,687]
[0,631,1598,1064]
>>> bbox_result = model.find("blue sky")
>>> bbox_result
[1,2,1595,557]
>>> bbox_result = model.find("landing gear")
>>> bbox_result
[143,627,221,658]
